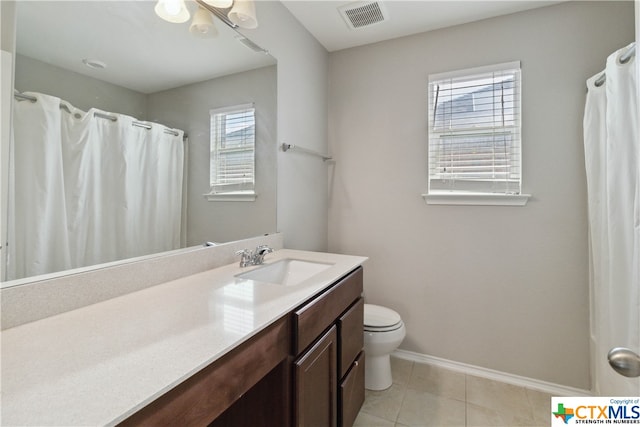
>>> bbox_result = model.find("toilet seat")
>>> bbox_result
[364,304,403,332]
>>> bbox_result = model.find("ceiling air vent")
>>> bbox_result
[338,1,388,30]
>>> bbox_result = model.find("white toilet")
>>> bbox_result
[363,304,406,391]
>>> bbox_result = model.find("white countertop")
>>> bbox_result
[0,249,367,426]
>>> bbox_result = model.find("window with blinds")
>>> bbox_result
[209,103,255,195]
[428,62,522,196]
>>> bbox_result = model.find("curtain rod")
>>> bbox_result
[282,143,332,161]
[594,43,636,87]
[13,91,184,138]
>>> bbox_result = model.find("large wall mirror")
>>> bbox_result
[2,1,277,285]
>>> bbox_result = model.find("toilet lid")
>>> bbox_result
[364,304,402,328]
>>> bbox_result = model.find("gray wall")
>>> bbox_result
[15,55,147,118]
[239,2,330,251]
[0,1,16,53]
[327,1,635,389]
[147,65,277,245]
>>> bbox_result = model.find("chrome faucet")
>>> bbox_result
[235,245,274,267]
[252,245,274,265]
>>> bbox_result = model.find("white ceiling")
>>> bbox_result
[16,1,275,94]
[281,0,564,52]
[15,1,563,94]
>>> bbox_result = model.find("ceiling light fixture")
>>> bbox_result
[228,0,258,29]
[156,0,259,31]
[190,6,218,38]
[154,0,191,24]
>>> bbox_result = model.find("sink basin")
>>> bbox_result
[235,258,333,286]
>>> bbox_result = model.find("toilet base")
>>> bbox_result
[364,353,393,391]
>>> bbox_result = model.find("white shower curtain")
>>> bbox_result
[8,92,184,280]
[584,43,639,396]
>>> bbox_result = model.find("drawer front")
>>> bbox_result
[339,351,365,427]
[338,298,364,379]
[294,267,363,355]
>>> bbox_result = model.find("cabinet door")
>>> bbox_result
[294,326,338,427]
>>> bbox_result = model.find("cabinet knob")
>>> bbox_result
[354,361,359,367]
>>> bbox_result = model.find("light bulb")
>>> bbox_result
[164,0,181,15]
[154,0,190,23]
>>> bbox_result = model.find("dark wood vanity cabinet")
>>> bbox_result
[119,266,364,427]
[120,316,291,427]
[292,266,364,427]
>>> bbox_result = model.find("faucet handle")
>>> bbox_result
[235,249,253,267]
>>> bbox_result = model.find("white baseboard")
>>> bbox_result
[393,349,593,397]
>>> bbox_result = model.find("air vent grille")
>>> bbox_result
[339,1,388,30]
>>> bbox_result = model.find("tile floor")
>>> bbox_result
[354,356,552,427]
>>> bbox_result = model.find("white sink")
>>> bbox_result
[235,258,334,286]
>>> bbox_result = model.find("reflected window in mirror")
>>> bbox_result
[206,103,256,202]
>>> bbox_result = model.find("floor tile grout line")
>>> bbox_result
[464,373,468,427]
[395,360,415,424]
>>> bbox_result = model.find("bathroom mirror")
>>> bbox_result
[2,1,277,284]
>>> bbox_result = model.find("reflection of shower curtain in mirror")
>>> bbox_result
[8,92,184,280]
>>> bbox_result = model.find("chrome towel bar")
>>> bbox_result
[282,143,332,161]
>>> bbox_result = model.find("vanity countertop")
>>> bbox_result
[0,249,367,426]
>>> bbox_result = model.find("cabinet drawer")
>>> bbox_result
[293,267,363,355]
[338,298,364,378]
[339,351,365,427]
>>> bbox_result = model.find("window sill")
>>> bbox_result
[421,192,530,206]
[204,192,257,202]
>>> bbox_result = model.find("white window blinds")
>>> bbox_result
[209,103,255,194]
[428,62,522,195]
